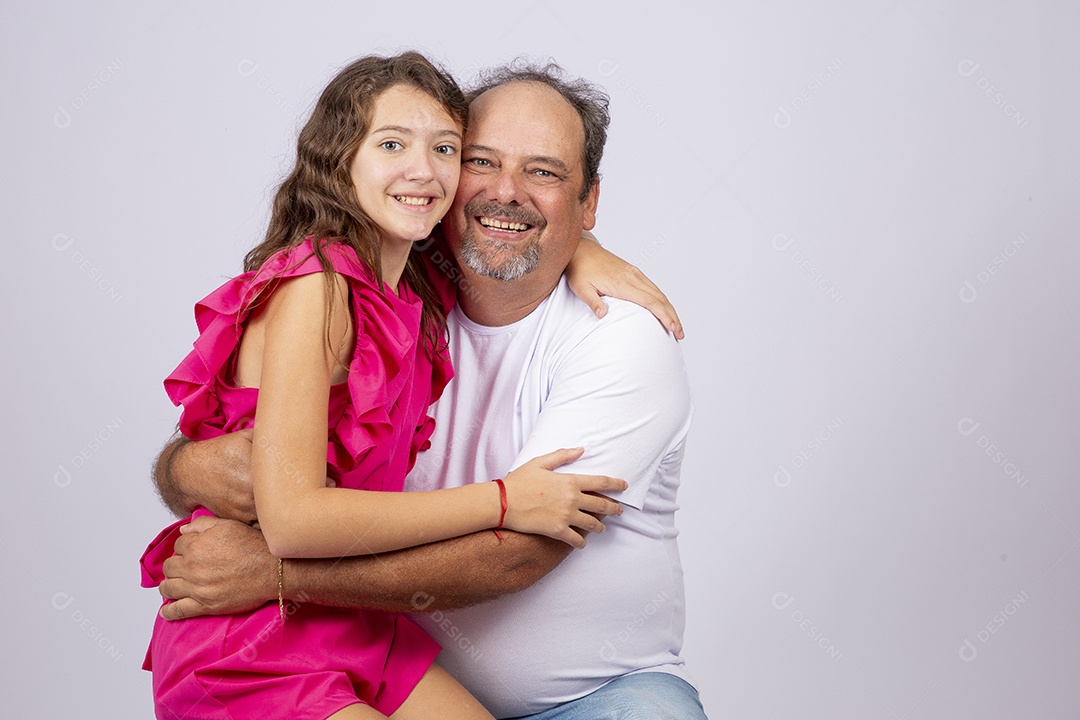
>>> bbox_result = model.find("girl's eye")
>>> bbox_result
[435,144,457,156]
[380,141,402,151]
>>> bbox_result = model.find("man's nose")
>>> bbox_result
[488,167,525,205]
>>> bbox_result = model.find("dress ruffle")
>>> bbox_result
[161,237,453,482]
[145,238,455,587]
[143,237,455,718]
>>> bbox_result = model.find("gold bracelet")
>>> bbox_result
[277,558,285,621]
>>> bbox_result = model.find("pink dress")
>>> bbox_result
[140,238,454,720]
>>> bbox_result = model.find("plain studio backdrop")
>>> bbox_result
[2,1,1077,717]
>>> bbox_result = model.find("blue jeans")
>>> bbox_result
[508,672,708,720]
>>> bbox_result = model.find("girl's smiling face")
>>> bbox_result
[349,84,463,251]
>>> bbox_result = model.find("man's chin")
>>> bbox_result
[459,240,541,282]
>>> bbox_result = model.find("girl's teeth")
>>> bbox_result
[396,196,430,206]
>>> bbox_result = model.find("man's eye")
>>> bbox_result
[466,157,492,167]
[380,141,402,151]
[534,169,553,178]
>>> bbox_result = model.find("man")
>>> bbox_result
[154,62,706,719]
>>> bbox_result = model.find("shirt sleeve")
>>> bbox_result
[509,300,693,510]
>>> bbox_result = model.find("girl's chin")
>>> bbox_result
[381,227,436,247]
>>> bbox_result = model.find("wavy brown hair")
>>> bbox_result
[243,51,468,356]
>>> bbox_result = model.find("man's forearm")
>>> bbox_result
[152,431,257,523]
[159,518,574,620]
[153,435,197,517]
[285,528,572,612]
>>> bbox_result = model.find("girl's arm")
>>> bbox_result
[252,272,625,560]
[566,233,685,340]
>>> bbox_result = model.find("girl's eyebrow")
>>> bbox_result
[371,125,462,140]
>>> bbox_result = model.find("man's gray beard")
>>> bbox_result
[458,231,541,282]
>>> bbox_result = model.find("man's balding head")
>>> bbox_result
[468,61,610,201]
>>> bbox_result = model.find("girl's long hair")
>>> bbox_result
[244,51,468,356]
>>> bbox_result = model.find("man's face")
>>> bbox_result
[443,81,598,282]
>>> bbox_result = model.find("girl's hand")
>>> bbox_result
[566,233,685,340]
[500,447,628,548]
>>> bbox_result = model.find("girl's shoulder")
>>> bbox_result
[252,237,377,289]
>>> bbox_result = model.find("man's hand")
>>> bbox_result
[158,515,276,620]
[565,233,685,340]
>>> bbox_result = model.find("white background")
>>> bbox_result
[3,1,1078,718]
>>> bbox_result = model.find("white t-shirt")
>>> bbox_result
[405,277,695,718]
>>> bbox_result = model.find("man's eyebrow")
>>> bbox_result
[464,144,570,172]
[528,156,570,173]
[371,125,463,140]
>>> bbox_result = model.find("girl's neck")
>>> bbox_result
[380,242,412,296]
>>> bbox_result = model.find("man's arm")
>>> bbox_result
[153,431,258,523]
[290,527,572,611]
[158,514,571,619]
[507,296,692,509]
[153,434,196,517]
[154,427,584,619]
[566,234,685,340]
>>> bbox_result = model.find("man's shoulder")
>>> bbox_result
[545,278,674,336]
[541,279,684,371]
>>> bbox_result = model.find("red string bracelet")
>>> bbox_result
[492,478,507,543]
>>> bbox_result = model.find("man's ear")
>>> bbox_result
[582,181,600,231]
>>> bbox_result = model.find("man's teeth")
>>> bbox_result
[395,196,431,206]
[479,217,529,231]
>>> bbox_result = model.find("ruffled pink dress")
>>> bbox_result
[140,238,454,720]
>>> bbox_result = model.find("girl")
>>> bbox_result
[141,52,657,720]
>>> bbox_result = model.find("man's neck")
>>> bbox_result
[457,271,562,327]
